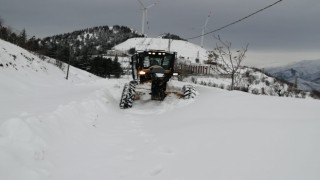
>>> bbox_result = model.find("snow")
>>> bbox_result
[114,37,209,63]
[1,39,320,180]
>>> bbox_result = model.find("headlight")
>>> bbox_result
[138,71,146,75]
[173,72,179,76]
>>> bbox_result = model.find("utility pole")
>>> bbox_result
[167,39,172,52]
[66,46,72,80]
[196,51,200,63]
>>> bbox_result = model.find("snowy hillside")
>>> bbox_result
[0,39,99,121]
[183,65,311,99]
[265,59,320,91]
[1,39,320,180]
[114,37,209,63]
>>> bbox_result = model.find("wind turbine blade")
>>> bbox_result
[201,11,212,48]
[146,2,157,9]
[137,0,145,8]
[204,11,212,28]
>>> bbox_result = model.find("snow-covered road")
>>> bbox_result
[1,39,320,180]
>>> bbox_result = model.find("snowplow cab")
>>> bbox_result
[131,50,177,83]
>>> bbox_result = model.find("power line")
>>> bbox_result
[186,0,283,40]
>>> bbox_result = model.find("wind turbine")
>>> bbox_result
[201,11,212,48]
[137,0,158,35]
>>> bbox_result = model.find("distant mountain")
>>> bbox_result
[265,59,320,91]
[114,37,208,63]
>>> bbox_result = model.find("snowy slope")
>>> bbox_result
[1,39,320,180]
[265,59,320,91]
[0,39,99,121]
[114,37,208,63]
[188,66,311,98]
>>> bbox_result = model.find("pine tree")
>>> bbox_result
[112,55,123,78]
[19,29,27,47]
[128,47,136,55]
[0,27,9,40]
[105,58,113,78]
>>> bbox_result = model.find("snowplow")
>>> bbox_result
[119,50,197,109]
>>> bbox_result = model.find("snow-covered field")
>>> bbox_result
[1,39,320,180]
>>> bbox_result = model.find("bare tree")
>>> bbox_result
[212,35,248,90]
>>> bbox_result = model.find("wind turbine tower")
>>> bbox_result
[201,12,211,48]
[137,0,158,35]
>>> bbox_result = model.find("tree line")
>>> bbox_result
[73,55,123,78]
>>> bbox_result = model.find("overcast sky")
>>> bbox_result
[1,0,319,67]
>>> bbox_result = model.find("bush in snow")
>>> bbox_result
[265,80,270,86]
[244,70,251,77]
[191,77,197,84]
[251,88,260,95]
[200,81,207,86]
[219,84,225,89]
[310,90,320,99]
[234,86,249,92]
[248,75,256,84]
[261,87,266,95]
[212,83,218,88]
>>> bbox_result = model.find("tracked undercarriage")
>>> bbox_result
[119,50,197,109]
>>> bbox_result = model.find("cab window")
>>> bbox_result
[143,56,150,67]
[162,55,171,69]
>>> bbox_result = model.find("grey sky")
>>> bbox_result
[1,0,319,67]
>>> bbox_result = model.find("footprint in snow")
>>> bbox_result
[155,146,175,155]
[149,164,164,176]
